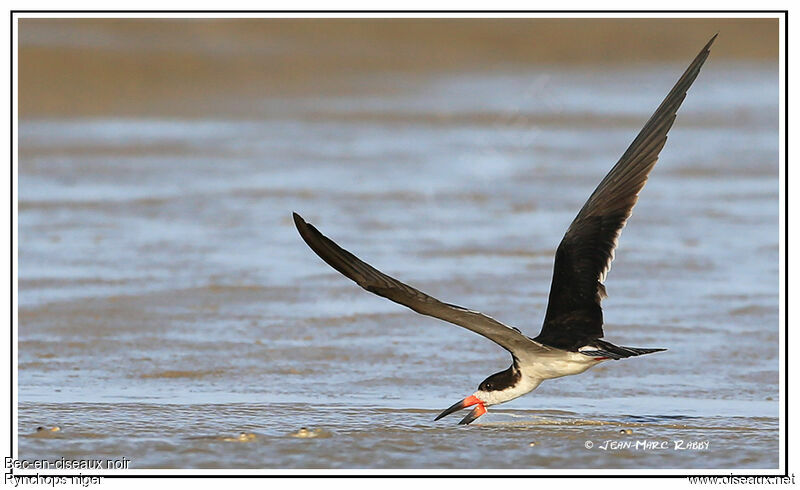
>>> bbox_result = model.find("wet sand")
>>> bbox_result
[17,17,780,470]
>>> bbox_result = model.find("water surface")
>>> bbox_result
[17,28,779,470]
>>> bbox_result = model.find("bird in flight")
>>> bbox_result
[293,35,715,425]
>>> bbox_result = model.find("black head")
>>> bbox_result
[435,361,524,424]
[477,363,521,392]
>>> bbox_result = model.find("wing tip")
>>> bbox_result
[707,32,719,50]
[693,33,717,64]
[293,211,313,239]
[292,211,319,248]
[292,211,305,228]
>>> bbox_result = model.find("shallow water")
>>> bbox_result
[19,403,778,470]
[17,38,779,469]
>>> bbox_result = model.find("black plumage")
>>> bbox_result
[534,34,716,351]
[292,37,716,415]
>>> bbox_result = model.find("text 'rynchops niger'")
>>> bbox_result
[293,35,715,425]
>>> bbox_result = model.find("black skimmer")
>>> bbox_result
[293,35,715,425]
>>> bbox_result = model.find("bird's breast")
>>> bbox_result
[518,350,600,381]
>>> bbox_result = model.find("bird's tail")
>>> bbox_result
[580,340,666,360]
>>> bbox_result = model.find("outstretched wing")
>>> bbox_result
[293,213,544,354]
[534,35,716,351]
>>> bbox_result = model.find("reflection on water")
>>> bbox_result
[17,29,778,469]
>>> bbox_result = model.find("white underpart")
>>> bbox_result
[477,349,608,407]
[473,376,542,407]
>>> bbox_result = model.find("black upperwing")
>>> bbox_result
[534,35,716,351]
[293,213,545,355]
